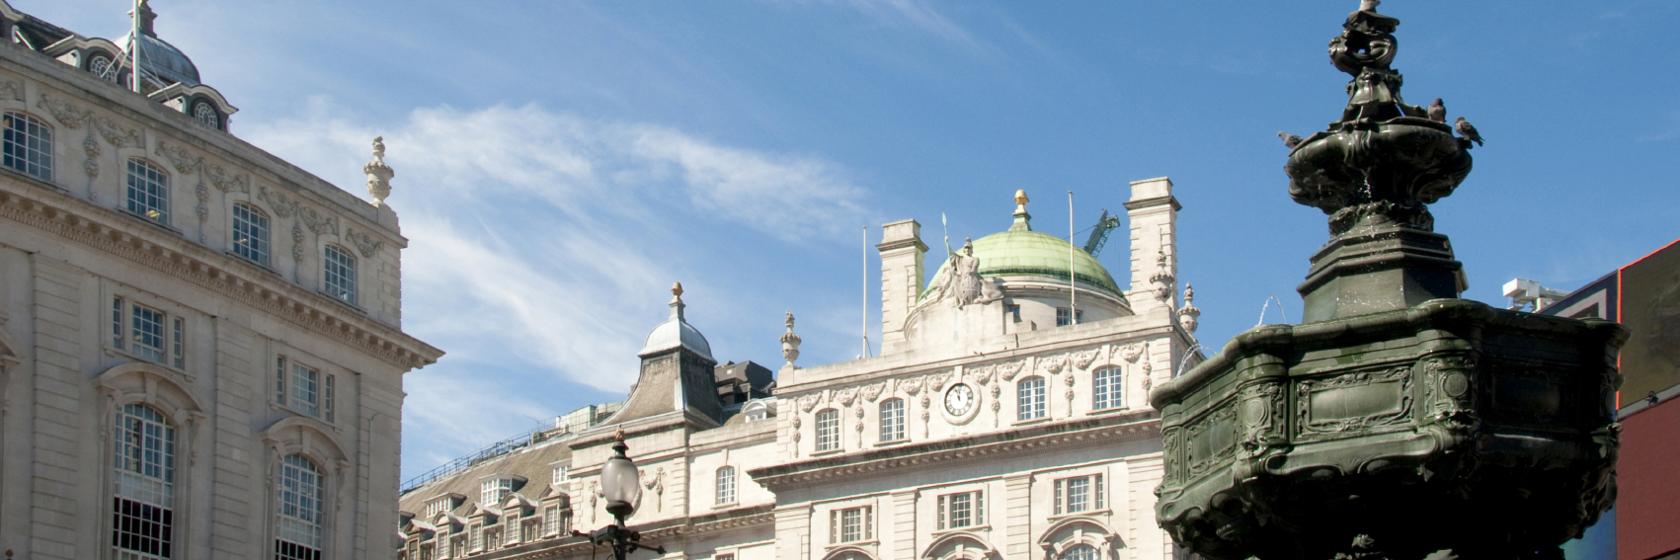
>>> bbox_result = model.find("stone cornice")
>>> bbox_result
[0,179,442,370]
[749,410,1161,489]
[492,504,774,560]
[0,45,405,246]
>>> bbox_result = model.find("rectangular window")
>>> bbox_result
[552,465,568,486]
[426,497,452,518]
[126,159,170,225]
[1054,474,1106,515]
[131,303,166,363]
[323,245,358,305]
[112,296,125,349]
[171,317,185,369]
[292,363,320,417]
[830,505,872,543]
[469,523,482,551]
[938,490,984,530]
[231,203,271,266]
[276,356,288,406]
[3,111,54,181]
[1018,376,1047,421]
[481,478,515,507]
[504,511,521,545]
[1055,307,1084,327]
[451,536,465,558]
[523,520,538,542]
[879,399,905,442]
[1093,367,1124,410]
[815,409,840,451]
[324,374,336,423]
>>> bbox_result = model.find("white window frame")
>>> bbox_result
[1060,543,1100,560]
[1053,473,1106,515]
[1092,367,1123,411]
[274,355,335,422]
[112,402,177,560]
[814,408,840,452]
[111,296,187,370]
[715,466,737,505]
[1018,376,1047,421]
[126,158,171,225]
[323,244,358,306]
[879,398,905,442]
[426,497,452,518]
[481,478,515,507]
[275,454,326,560]
[503,508,521,546]
[828,505,873,544]
[936,490,984,530]
[542,504,565,536]
[231,202,271,266]
[2,111,53,181]
[551,465,568,487]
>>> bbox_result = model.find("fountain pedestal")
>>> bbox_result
[1151,5,1626,560]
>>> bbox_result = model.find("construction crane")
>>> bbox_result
[1082,209,1122,257]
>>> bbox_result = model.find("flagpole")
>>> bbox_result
[861,225,870,359]
[131,0,143,93]
[1068,191,1077,325]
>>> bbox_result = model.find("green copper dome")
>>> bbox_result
[922,198,1122,300]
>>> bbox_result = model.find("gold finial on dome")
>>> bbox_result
[672,282,684,297]
[1011,189,1032,231]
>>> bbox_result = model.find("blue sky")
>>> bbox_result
[27,0,1680,481]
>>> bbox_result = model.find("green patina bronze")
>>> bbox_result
[1151,4,1626,559]
[922,218,1122,301]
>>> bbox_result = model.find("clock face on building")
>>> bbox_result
[944,383,976,416]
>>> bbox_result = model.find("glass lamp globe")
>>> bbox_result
[600,432,641,520]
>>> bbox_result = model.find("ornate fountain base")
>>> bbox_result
[1151,299,1623,560]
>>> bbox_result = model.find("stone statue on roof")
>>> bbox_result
[928,237,1002,309]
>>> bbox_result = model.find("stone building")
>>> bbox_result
[398,180,1200,560]
[0,2,442,559]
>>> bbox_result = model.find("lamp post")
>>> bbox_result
[573,430,666,559]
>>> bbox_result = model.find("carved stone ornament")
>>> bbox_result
[1072,347,1101,370]
[861,380,886,402]
[82,131,100,180]
[969,363,995,384]
[36,93,88,128]
[902,375,925,395]
[0,79,22,101]
[797,393,822,413]
[345,227,384,257]
[996,359,1025,381]
[1036,354,1067,376]
[1121,343,1145,363]
[290,222,305,262]
[299,208,339,236]
[363,136,394,206]
[835,387,859,407]
[257,185,299,217]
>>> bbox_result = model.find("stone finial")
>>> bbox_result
[780,311,802,367]
[1150,248,1176,304]
[131,0,157,37]
[1178,283,1202,334]
[363,136,394,206]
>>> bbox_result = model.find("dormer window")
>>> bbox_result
[88,53,119,82]
[481,478,515,506]
[424,497,453,518]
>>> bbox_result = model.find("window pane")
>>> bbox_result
[112,403,175,560]
[816,409,839,451]
[879,399,904,442]
[323,245,357,305]
[130,304,166,363]
[1093,368,1123,410]
[231,203,270,265]
[1018,377,1046,421]
[276,455,324,559]
[2,112,53,181]
[125,159,170,224]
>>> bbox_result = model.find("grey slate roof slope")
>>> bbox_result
[399,438,574,520]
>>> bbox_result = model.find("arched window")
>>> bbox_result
[1018,376,1047,421]
[2,111,53,181]
[88,52,119,81]
[715,466,737,505]
[323,245,357,305]
[276,454,326,560]
[1060,544,1099,560]
[879,398,905,442]
[126,158,170,224]
[232,203,271,266]
[112,403,176,560]
[815,409,840,452]
[192,101,220,130]
[1093,367,1123,411]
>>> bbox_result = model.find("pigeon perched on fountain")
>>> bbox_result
[1278,131,1304,149]
[1428,98,1446,123]
[1454,116,1484,146]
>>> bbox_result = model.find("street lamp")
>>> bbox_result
[573,430,665,559]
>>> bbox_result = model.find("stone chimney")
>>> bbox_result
[1125,177,1179,316]
[877,219,926,355]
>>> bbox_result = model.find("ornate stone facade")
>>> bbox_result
[0,2,442,559]
[397,181,1197,560]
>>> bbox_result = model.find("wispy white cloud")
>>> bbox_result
[241,98,873,473]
